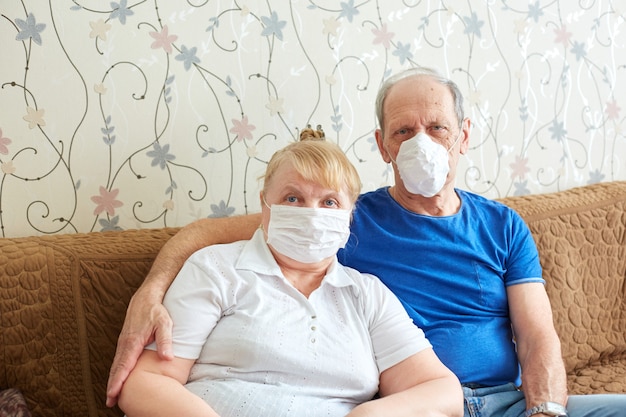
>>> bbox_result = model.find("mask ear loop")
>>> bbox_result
[447,119,467,153]
[262,194,271,210]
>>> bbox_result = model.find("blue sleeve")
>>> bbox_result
[504,209,544,286]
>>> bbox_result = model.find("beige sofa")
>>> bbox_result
[0,181,625,416]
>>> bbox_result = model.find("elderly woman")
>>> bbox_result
[118,137,462,417]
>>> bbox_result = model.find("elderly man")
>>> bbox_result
[107,67,626,417]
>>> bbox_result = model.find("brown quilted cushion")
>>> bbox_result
[501,181,626,394]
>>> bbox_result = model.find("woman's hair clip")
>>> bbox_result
[299,124,325,141]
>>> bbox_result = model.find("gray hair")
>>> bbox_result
[375,67,465,133]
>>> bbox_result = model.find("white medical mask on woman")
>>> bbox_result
[390,131,462,198]
[265,204,352,264]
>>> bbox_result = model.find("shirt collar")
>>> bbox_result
[235,229,356,289]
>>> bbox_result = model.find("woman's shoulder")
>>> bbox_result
[186,239,249,268]
[337,264,391,296]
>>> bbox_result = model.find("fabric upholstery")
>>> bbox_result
[501,181,626,394]
[0,181,624,416]
[0,228,179,417]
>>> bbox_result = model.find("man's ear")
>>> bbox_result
[375,129,391,163]
[459,118,471,155]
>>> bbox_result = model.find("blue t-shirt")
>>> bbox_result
[338,187,544,386]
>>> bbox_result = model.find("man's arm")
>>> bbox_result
[106,214,261,407]
[508,282,568,414]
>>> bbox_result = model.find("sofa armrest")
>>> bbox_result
[0,227,179,417]
[501,181,626,394]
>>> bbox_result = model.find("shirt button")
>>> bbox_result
[310,338,316,343]
[311,326,316,331]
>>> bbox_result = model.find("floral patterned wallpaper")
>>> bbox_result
[1,1,625,237]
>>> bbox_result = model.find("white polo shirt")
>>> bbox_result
[150,229,430,417]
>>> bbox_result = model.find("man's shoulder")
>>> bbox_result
[458,189,513,212]
[357,186,388,200]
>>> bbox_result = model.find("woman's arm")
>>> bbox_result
[118,350,219,417]
[348,349,463,417]
[106,214,261,407]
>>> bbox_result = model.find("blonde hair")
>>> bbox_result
[262,133,361,204]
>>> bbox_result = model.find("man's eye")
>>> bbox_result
[286,196,298,203]
[323,199,337,207]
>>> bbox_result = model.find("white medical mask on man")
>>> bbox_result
[389,130,462,198]
[264,203,351,264]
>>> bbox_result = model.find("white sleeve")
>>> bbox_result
[145,248,229,359]
[363,274,432,372]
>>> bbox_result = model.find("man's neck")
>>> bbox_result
[389,185,461,217]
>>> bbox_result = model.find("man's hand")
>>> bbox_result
[106,289,174,407]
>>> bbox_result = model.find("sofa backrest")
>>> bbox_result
[500,181,626,393]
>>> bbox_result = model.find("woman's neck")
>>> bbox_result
[272,252,331,297]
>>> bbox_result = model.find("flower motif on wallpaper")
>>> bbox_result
[372,24,394,49]
[246,146,258,158]
[150,25,177,54]
[91,186,123,216]
[513,19,528,35]
[339,0,359,23]
[261,11,287,40]
[548,119,567,142]
[99,215,123,232]
[23,107,45,129]
[513,181,530,196]
[175,45,200,71]
[94,83,107,94]
[323,18,340,37]
[266,97,284,116]
[509,155,530,181]
[89,19,111,41]
[463,12,484,37]
[393,42,413,65]
[528,0,543,23]
[606,100,621,120]
[0,129,11,155]
[230,116,256,141]
[527,1,544,23]
[15,13,46,45]
[1,161,16,175]
[554,26,572,47]
[163,200,175,211]
[147,143,175,170]
[570,41,587,61]
[110,0,134,25]
[588,169,605,184]
[208,201,236,218]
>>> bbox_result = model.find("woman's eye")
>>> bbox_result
[323,199,337,207]
[286,196,298,203]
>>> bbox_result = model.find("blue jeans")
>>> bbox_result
[463,383,626,417]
